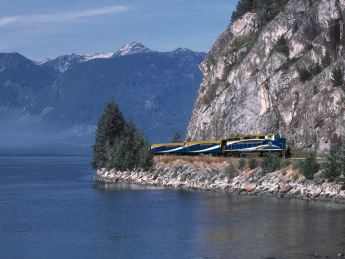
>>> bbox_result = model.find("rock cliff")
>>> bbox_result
[186,0,345,152]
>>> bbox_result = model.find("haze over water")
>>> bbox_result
[1,156,345,259]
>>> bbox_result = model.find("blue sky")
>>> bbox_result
[0,0,237,61]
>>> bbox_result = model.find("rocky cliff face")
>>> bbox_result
[186,0,345,153]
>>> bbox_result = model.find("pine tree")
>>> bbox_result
[321,144,340,181]
[321,50,332,68]
[91,97,125,169]
[309,61,322,76]
[276,35,286,46]
[138,137,154,171]
[337,136,345,177]
[106,116,154,172]
[230,0,253,24]
[314,61,322,75]
[330,66,344,87]
[299,67,312,82]
[172,132,182,143]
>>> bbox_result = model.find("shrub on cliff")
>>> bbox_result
[298,151,319,179]
[330,66,344,87]
[91,96,125,169]
[269,35,289,57]
[309,61,322,76]
[230,0,253,24]
[299,67,312,82]
[321,50,332,68]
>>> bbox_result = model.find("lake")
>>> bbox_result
[0,157,344,259]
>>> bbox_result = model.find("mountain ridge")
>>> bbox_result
[0,43,206,155]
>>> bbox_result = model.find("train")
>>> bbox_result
[150,133,289,157]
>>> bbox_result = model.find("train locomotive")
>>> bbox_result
[150,133,288,157]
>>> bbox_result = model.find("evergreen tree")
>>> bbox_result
[338,136,345,176]
[107,135,128,171]
[330,66,344,87]
[91,97,125,169]
[138,137,154,171]
[106,116,154,172]
[299,67,312,82]
[298,151,319,179]
[321,50,332,68]
[321,144,340,181]
[276,35,286,46]
[230,0,253,24]
[172,132,182,143]
[308,61,322,76]
[313,61,322,75]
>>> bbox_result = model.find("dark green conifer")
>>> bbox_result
[321,50,332,68]
[313,61,322,75]
[299,67,312,82]
[106,116,153,172]
[138,137,154,171]
[330,66,344,87]
[91,97,125,169]
[172,132,182,143]
[321,144,340,181]
[230,0,253,24]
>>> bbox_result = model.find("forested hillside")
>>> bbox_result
[0,43,206,155]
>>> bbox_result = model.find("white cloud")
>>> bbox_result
[0,5,128,27]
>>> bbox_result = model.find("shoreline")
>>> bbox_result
[94,161,345,203]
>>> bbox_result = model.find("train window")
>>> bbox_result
[244,137,252,139]
[259,136,265,139]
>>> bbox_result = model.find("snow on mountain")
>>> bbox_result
[112,42,152,57]
[37,42,152,73]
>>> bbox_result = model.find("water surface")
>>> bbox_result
[1,157,344,259]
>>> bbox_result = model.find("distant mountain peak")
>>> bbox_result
[112,42,151,57]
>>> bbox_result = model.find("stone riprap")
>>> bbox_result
[94,163,345,203]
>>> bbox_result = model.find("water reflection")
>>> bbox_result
[92,181,345,258]
[195,194,345,258]
[92,182,167,192]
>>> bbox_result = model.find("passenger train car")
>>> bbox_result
[150,133,288,157]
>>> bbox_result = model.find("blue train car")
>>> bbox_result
[150,143,184,154]
[150,133,288,156]
[184,140,224,154]
[225,133,287,156]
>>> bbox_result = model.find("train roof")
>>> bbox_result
[150,143,184,147]
[184,140,222,145]
[227,133,275,141]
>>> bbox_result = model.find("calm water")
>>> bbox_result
[1,157,345,259]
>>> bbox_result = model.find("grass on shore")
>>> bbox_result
[154,155,309,181]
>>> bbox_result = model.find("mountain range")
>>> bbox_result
[0,42,206,155]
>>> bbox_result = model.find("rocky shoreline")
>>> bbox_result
[94,161,345,203]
